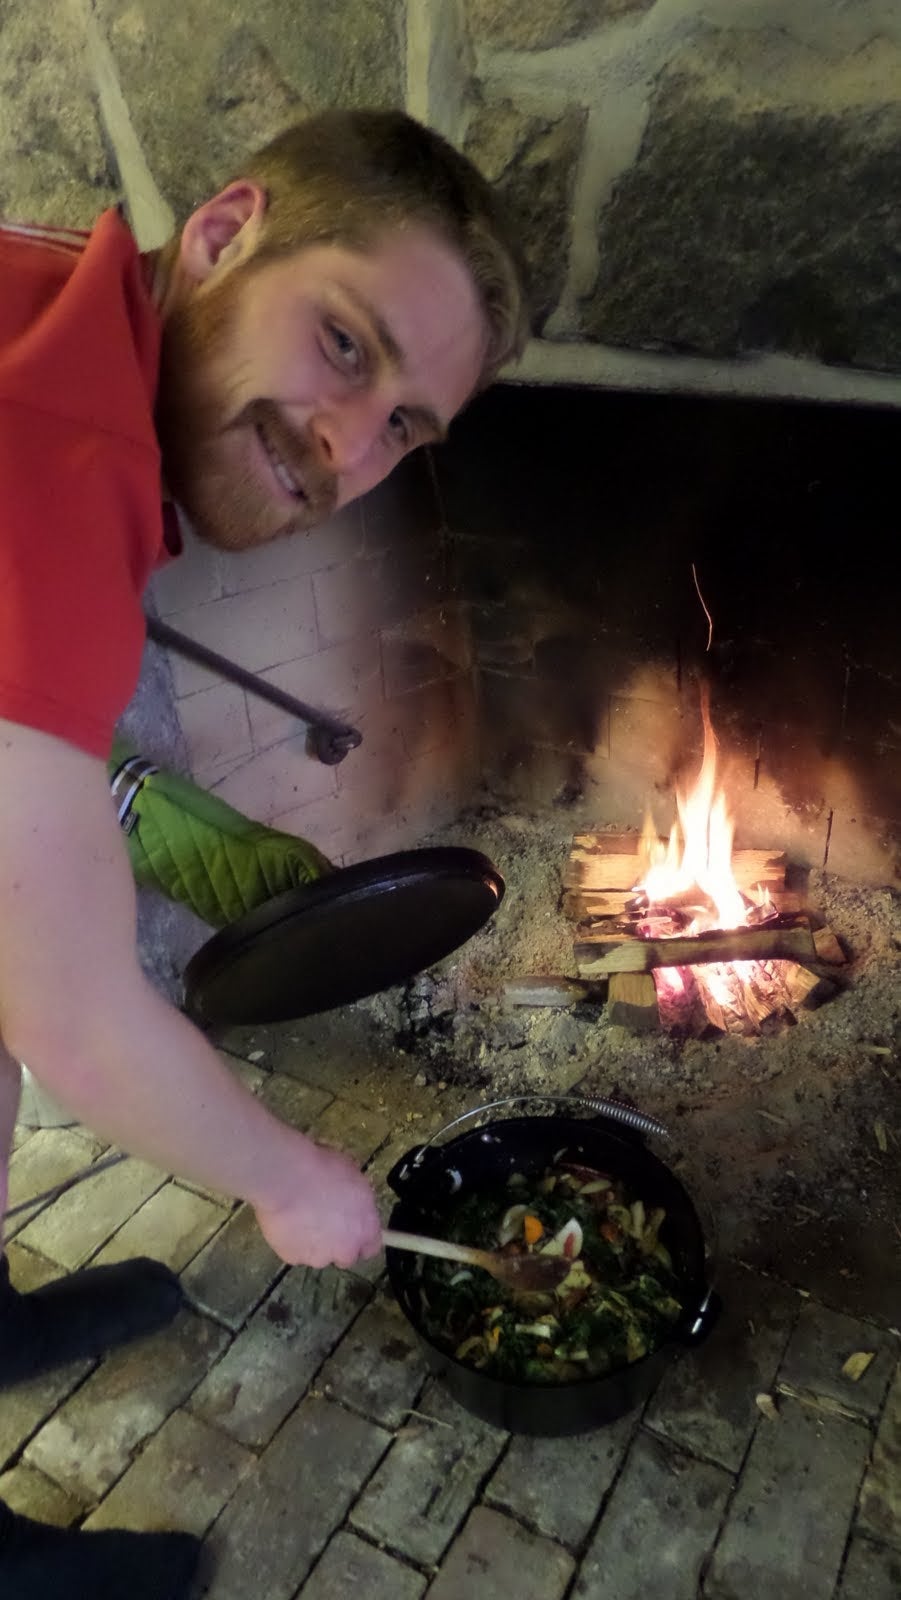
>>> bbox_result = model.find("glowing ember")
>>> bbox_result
[635,685,761,935]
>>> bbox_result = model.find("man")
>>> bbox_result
[0,108,527,1597]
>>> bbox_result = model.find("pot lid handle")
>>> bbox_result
[407,1093,670,1169]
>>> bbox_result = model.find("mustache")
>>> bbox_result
[236,399,338,522]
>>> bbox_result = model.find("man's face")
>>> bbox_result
[156,224,488,550]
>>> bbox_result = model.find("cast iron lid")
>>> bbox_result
[183,845,504,1026]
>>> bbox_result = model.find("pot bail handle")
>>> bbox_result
[682,1286,723,1346]
[402,1093,670,1175]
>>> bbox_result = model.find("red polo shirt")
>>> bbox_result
[0,209,172,757]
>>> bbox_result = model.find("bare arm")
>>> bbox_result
[0,718,382,1267]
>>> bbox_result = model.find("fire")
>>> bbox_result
[630,684,780,1028]
[635,686,760,935]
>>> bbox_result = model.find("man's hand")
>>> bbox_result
[0,720,383,1264]
[253,1143,383,1268]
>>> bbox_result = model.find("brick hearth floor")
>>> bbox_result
[4,1036,899,1600]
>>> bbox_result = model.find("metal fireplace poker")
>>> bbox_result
[145,613,363,766]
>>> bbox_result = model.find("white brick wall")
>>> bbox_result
[148,462,480,866]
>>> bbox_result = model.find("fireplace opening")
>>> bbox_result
[324,379,899,1314]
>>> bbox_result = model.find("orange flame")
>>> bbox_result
[637,686,752,933]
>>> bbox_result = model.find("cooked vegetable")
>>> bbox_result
[413,1160,684,1384]
[523,1213,545,1246]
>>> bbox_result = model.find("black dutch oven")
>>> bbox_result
[385,1095,721,1437]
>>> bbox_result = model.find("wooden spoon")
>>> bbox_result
[382,1228,573,1292]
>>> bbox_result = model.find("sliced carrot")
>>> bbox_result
[523,1213,544,1246]
[600,1221,621,1244]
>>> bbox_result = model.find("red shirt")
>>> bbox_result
[0,210,173,757]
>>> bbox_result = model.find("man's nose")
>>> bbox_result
[309,401,382,476]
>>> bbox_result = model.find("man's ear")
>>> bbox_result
[177,180,268,283]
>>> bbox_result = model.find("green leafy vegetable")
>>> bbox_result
[416,1161,684,1384]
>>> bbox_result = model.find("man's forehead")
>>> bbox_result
[261,227,480,332]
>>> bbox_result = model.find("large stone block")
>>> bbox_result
[465,0,652,54]
[466,100,585,330]
[583,35,901,371]
[94,0,405,220]
[0,3,119,224]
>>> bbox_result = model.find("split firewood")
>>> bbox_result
[607,972,659,1032]
[812,926,846,965]
[571,832,645,854]
[561,888,637,921]
[565,849,648,892]
[576,921,636,940]
[692,961,787,1034]
[568,835,787,897]
[575,918,817,976]
[765,890,804,916]
[781,963,839,1010]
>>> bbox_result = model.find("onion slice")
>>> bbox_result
[498,1203,529,1246]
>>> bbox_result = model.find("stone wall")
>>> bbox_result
[454,0,901,404]
[7,2,901,386]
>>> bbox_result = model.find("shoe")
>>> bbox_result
[0,1253,183,1389]
[0,1500,203,1600]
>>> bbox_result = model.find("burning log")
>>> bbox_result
[563,887,804,932]
[575,918,817,977]
[566,834,788,899]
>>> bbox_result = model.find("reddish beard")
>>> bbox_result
[155,270,338,551]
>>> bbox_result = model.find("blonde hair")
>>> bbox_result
[231,109,530,384]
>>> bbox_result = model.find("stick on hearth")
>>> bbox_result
[575,919,817,976]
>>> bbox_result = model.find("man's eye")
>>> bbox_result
[327,323,361,372]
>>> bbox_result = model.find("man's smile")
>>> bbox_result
[255,420,307,502]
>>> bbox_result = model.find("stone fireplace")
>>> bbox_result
[3,0,899,1411]
[6,0,898,964]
